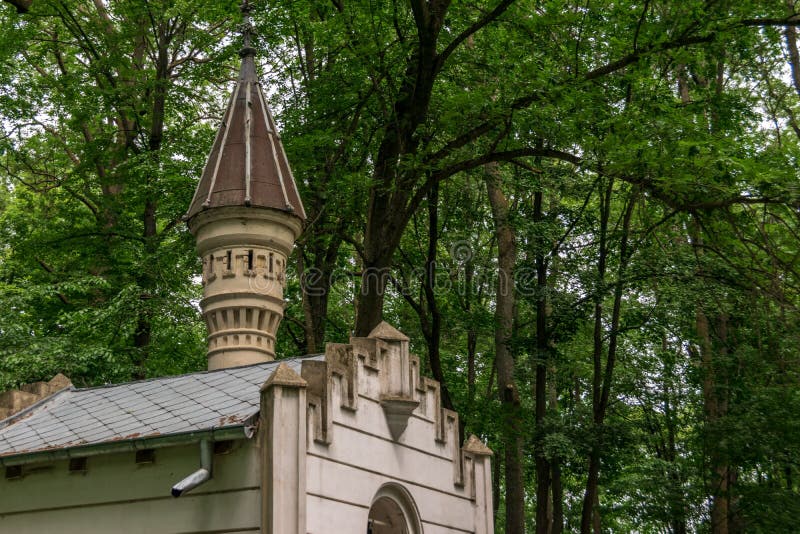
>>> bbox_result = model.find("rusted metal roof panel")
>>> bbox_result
[186,52,306,222]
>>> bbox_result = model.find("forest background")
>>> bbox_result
[1,0,800,532]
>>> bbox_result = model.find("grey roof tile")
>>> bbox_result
[0,355,323,459]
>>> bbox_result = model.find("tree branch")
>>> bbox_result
[435,0,516,73]
[434,147,582,179]
[2,0,32,14]
[35,259,71,305]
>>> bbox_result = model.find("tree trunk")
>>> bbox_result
[551,460,564,534]
[464,250,478,409]
[353,0,446,336]
[421,182,456,414]
[2,0,32,13]
[133,196,157,380]
[298,227,340,354]
[354,252,391,336]
[662,335,688,534]
[581,182,637,533]
[132,27,170,379]
[697,308,730,534]
[533,189,552,534]
[550,359,563,534]
[580,177,613,534]
[690,218,736,534]
[297,251,331,354]
[486,164,525,534]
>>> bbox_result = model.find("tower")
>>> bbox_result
[185,4,305,370]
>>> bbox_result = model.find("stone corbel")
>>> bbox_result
[379,395,420,440]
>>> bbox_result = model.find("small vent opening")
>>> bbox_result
[69,457,87,473]
[135,449,156,465]
[214,440,235,455]
[5,465,22,479]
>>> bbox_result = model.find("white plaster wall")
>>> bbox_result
[0,441,260,534]
[306,494,368,532]
[305,353,491,534]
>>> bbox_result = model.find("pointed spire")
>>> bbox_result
[240,0,254,53]
[238,0,257,79]
[185,1,306,222]
[186,3,306,370]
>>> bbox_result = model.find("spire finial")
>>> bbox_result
[239,0,255,58]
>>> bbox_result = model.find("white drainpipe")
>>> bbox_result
[171,439,213,497]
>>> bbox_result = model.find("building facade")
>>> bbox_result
[0,326,493,533]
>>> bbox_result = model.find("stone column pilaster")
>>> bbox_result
[260,363,307,534]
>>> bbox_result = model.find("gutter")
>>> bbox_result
[0,421,256,468]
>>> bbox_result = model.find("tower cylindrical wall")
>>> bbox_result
[188,207,303,370]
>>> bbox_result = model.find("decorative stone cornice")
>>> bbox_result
[463,434,493,456]
[368,321,410,341]
[379,395,420,440]
[301,323,493,495]
[261,363,307,391]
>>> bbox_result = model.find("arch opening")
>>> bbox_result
[367,484,421,534]
[368,496,407,534]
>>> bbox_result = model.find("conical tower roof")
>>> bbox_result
[186,33,306,222]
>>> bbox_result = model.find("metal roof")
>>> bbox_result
[0,355,322,461]
[185,43,306,222]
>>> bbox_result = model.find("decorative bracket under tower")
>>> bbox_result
[185,4,305,370]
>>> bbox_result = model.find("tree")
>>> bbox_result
[4,2,800,532]
[0,0,234,384]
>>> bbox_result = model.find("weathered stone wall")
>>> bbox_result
[0,374,71,420]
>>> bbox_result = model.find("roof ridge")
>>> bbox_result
[70,355,322,392]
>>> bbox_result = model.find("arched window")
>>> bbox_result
[367,484,422,534]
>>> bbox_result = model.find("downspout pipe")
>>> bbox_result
[171,439,213,497]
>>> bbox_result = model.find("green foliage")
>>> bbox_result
[0,0,236,385]
[2,0,800,532]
